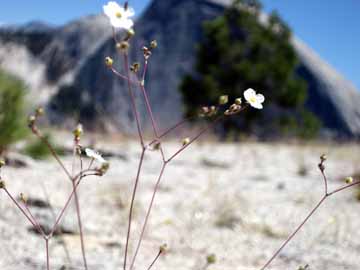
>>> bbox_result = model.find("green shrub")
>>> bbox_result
[0,70,28,153]
[180,0,320,137]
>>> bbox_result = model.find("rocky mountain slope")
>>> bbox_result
[1,0,360,138]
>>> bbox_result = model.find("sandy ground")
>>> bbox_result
[0,140,359,270]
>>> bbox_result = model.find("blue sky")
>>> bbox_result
[0,0,359,89]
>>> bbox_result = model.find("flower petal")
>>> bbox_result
[244,88,256,102]
[85,148,107,163]
[256,94,265,103]
[251,102,263,109]
[103,1,121,18]
[110,18,134,29]
[125,7,135,17]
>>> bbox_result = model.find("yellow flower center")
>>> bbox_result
[115,11,122,18]
[249,97,257,104]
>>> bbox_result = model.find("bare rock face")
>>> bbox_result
[1,0,360,138]
[50,0,228,132]
[0,24,55,105]
[293,38,360,137]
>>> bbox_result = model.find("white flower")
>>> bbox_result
[103,1,135,30]
[244,88,265,109]
[85,148,107,164]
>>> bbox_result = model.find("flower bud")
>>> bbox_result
[320,154,327,162]
[206,254,216,264]
[142,46,152,59]
[153,141,161,151]
[20,193,27,203]
[28,115,36,127]
[199,106,209,117]
[345,176,353,184]
[150,40,158,49]
[0,160,5,168]
[159,243,168,253]
[130,62,141,73]
[35,107,44,117]
[116,41,130,53]
[0,180,5,189]
[235,98,242,105]
[182,137,190,146]
[219,95,229,105]
[99,162,110,176]
[73,124,83,139]
[123,29,135,41]
[209,106,217,116]
[105,57,114,67]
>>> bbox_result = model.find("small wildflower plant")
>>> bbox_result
[0,2,359,270]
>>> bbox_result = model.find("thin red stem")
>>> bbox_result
[138,74,159,138]
[111,67,139,85]
[45,239,50,270]
[32,128,72,180]
[124,54,145,148]
[3,188,39,230]
[123,148,146,270]
[167,116,223,163]
[72,142,88,270]
[259,195,327,270]
[259,176,360,269]
[141,60,148,83]
[73,180,88,269]
[40,182,72,264]
[148,116,197,148]
[129,163,167,270]
[328,180,360,196]
[146,250,162,270]
[23,202,46,238]
[49,179,82,238]
[320,169,328,195]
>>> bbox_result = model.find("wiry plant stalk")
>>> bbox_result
[72,141,88,270]
[107,35,250,270]
[259,158,360,270]
[146,249,163,270]
[129,163,167,270]
[123,54,144,148]
[123,148,146,270]
[3,188,40,233]
[49,178,83,238]
[31,127,72,180]
[138,60,159,138]
[41,183,72,264]
[46,239,50,270]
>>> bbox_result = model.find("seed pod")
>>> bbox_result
[219,95,229,105]
[345,176,353,184]
[159,243,168,253]
[150,40,158,49]
[206,254,216,264]
[20,193,28,203]
[182,137,190,146]
[235,98,242,105]
[73,124,83,138]
[28,115,36,127]
[36,107,44,117]
[130,62,140,73]
[0,180,5,189]
[105,57,114,67]
[116,41,130,52]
